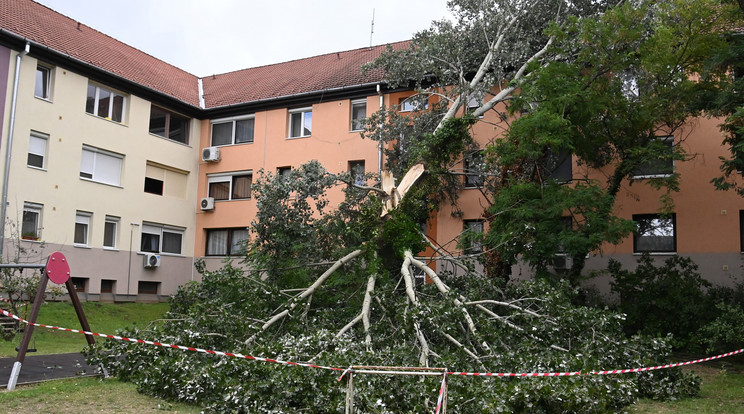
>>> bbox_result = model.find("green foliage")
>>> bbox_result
[89,268,701,412]
[608,255,715,350]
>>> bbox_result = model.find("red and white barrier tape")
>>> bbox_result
[0,308,343,373]
[2,307,743,379]
[434,373,447,414]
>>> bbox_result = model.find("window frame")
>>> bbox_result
[288,107,312,138]
[210,115,255,146]
[205,227,250,256]
[80,146,124,187]
[103,215,119,249]
[35,63,52,100]
[207,171,253,201]
[399,96,429,112]
[85,83,126,123]
[27,130,48,169]
[350,99,367,131]
[140,223,185,255]
[463,219,485,254]
[348,160,366,186]
[74,211,92,247]
[22,202,42,241]
[149,105,190,144]
[463,150,485,189]
[632,136,675,179]
[633,213,677,254]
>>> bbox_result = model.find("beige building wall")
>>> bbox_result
[0,50,200,300]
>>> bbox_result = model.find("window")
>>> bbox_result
[141,223,184,255]
[80,146,123,186]
[100,279,115,294]
[206,228,250,256]
[351,100,366,131]
[633,214,676,253]
[74,211,92,246]
[348,160,365,186]
[400,96,429,112]
[22,202,42,241]
[211,116,254,146]
[632,137,674,178]
[138,281,160,294]
[545,149,572,182]
[70,277,87,292]
[466,91,484,111]
[85,83,126,122]
[144,162,189,198]
[149,105,189,144]
[277,166,292,179]
[27,131,48,169]
[289,108,312,138]
[103,216,119,249]
[35,64,52,99]
[464,151,484,188]
[463,220,484,254]
[208,172,252,201]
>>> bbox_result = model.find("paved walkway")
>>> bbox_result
[0,352,101,388]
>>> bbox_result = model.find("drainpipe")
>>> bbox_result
[377,83,384,175]
[0,42,30,258]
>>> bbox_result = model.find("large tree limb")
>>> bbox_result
[336,273,376,348]
[246,249,363,344]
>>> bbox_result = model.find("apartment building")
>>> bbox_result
[0,0,742,302]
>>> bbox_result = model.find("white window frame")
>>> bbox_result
[140,222,185,255]
[205,227,250,257]
[633,213,677,254]
[35,63,52,100]
[210,115,255,146]
[149,105,190,144]
[463,219,485,254]
[103,215,119,249]
[207,171,253,201]
[80,145,123,187]
[348,160,366,186]
[27,131,48,169]
[463,150,484,189]
[400,96,429,112]
[288,107,312,138]
[631,136,674,179]
[86,83,126,123]
[74,211,92,247]
[22,202,43,241]
[350,99,366,131]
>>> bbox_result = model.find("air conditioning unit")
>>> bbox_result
[143,253,161,268]
[202,146,220,162]
[552,254,573,270]
[200,197,215,211]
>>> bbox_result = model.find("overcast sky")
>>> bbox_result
[34,0,451,76]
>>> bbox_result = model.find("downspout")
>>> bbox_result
[377,83,384,175]
[0,42,30,258]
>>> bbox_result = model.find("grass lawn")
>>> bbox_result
[1,301,170,357]
[0,377,202,413]
[630,356,744,413]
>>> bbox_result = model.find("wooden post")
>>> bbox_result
[7,272,48,390]
[65,278,95,346]
[345,371,354,414]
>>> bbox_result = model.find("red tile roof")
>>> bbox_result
[0,0,409,110]
[0,0,201,106]
[201,42,409,109]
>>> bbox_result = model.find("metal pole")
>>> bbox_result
[0,43,30,258]
[7,271,48,390]
[345,371,354,414]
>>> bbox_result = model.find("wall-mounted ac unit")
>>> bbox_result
[144,253,161,268]
[552,254,573,270]
[202,147,220,162]
[200,197,215,211]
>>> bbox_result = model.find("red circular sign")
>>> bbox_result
[45,252,70,284]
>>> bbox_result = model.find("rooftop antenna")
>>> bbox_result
[369,8,375,47]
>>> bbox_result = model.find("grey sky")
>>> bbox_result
[34,0,451,76]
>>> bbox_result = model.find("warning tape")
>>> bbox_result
[0,308,343,373]
[434,373,447,414]
[2,307,743,379]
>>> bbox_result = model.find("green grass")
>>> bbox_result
[1,302,170,357]
[630,357,744,413]
[0,377,202,413]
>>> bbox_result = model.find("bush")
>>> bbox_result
[608,254,715,350]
